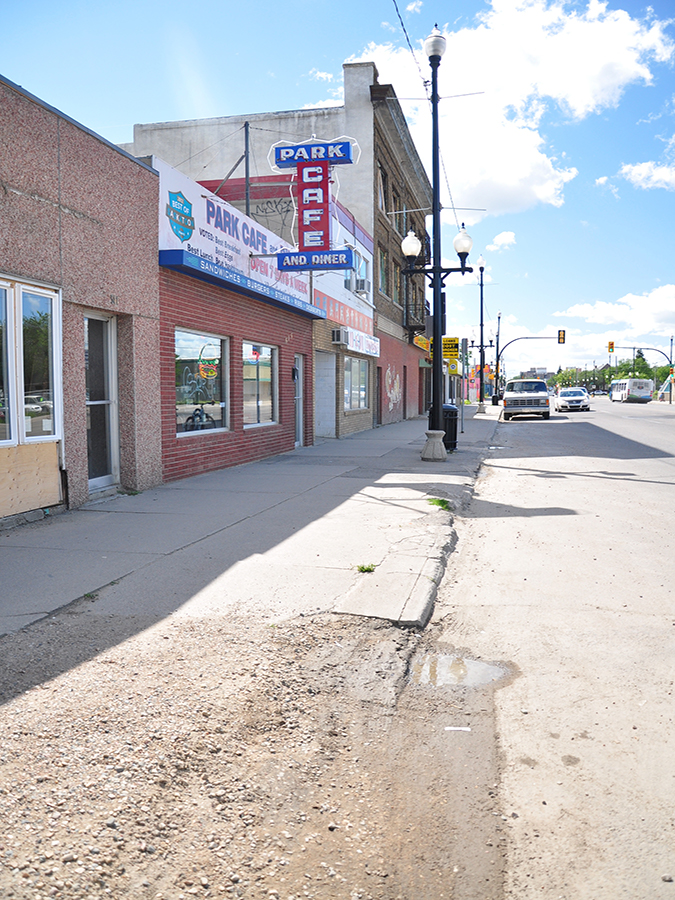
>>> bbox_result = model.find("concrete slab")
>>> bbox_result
[0,409,501,637]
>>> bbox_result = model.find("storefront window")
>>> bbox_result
[0,281,60,446]
[344,357,368,410]
[175,329,228,434]
[22,290,56,438]
[243,341,277,425]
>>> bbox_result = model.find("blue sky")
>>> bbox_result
[2,0,674,378]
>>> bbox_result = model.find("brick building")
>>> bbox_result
[120,62,433,436]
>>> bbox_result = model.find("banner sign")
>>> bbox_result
[442,337,460,359]
[156,158,324,319]
[342,327,380,358]
[297,160,330,252]
[274,141,353,169]
[277,249,354,272]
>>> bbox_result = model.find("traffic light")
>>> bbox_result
[557,329,565,344]
[608,341,615,353]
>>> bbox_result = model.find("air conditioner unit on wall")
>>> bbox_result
[331,327,349,346]
[355,278,371,295]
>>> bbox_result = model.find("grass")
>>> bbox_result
[427,497,451,511]
[357,564,376,573]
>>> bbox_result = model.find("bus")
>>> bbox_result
[609,377,654,403]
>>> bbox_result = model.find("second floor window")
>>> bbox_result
[377,164,388,212]
[378,248,389,296]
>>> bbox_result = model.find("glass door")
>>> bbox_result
[85,316,119,491]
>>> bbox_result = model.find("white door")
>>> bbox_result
[85,315,119,492]
[314,350,336,438]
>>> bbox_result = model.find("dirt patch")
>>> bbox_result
[0,611,506,900]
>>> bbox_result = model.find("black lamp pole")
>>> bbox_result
[401,26,473,434]
[429,40,444,432]
[477,256,486,413]
[493,310,501,404]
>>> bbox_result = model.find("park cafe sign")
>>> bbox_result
[271,140,355,271]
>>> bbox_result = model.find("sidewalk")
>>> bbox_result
[0,406,501,637]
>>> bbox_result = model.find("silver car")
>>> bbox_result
[555,388,590,412]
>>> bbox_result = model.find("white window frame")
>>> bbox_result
[84,311,120,490]
[242,340,279,428]
[175,327,230,437]
[344,356,369,410]
[0,278,63,447]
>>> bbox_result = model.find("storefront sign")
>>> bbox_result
[277,249,354,271]
[271,138,355,271]
[156,158,325,319]
[274,141,353,168]
[343,327,380,357]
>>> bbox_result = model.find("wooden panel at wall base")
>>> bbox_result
[0,443,62,517]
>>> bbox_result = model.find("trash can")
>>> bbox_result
[429,403,459,451]
[492,394,500,406]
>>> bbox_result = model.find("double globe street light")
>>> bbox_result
[401,27,475,458]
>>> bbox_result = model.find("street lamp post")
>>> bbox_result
[492,310,501,405]
[476,256,486,413]
[401,26,474,456]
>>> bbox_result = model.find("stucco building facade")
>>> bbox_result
[1,75,162,525]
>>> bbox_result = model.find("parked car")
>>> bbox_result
[502,379,551,420]
[555,388,590,412]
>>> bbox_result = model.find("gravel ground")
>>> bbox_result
[0,603,506,900]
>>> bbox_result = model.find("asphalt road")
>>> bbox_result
[432,397,675,898]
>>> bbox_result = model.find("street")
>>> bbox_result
[433,397,675,897]
[1,399,674,900]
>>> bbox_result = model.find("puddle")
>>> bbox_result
[409,652,507,688]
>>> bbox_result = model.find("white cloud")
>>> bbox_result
[620,160,675,190]
[595,174,620,198]
[406,1,423,12]
[346,0,673,222]
[309,69,334,82]
[555,284,675,334]
[486,231,516,252]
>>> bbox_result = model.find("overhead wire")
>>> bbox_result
[390,0,464,229]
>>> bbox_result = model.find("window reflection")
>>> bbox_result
[243,342,276,425]
[22,290,55,438]
[175,329,227,433]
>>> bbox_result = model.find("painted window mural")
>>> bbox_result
[242,341,277,426]
[175,329,228,433]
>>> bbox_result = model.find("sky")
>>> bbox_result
[2,0,674,380]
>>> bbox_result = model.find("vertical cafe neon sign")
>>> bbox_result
[297,161,330,252]
[274,141,354,257]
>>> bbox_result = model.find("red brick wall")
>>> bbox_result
[160,269,314,481]
[376,332,426,424]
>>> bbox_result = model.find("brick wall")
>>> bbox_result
[377,332,426,425]
[160,269,314,481]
